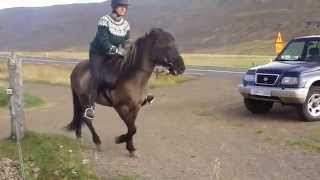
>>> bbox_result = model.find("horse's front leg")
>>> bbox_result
[115,105,140,157]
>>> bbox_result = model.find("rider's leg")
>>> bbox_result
[84,79,97,119]
[102,55,118,89]
[84,52,103,119]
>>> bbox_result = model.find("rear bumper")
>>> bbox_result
[238,84,308,104]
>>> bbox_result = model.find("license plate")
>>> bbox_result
[250,88,271,97]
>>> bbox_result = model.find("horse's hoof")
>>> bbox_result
[76,138,83,144]
[115,136,121,144]
[96,144,102,152]
[129,151,139,158]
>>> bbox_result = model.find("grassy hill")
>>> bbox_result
[1,0,320,54]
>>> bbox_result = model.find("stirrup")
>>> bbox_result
[84,107,95,120]
[146,95,154,104]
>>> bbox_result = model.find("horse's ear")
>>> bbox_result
[149,28,163,41]
[150,28,162,34]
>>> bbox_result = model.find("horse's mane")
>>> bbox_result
[120,38,144,74]
[93,33,150,88]
[116,34,148,77]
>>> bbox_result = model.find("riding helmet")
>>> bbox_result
[111,0,130,8]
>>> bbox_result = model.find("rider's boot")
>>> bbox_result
[146,94,154,104]
[141,94,155,106]
[84,81,97,120]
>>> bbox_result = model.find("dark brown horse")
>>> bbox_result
[67,28,185,157]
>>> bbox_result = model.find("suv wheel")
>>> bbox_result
[298,86,320,122]
[244,98,273,114]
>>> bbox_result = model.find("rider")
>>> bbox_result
[85,0,130,119]
[85,0,153,119]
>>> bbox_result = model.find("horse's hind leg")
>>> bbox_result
[82,117,102,151]
[78,94,102,151]
[75,104,84,138]
[115,105,139,157]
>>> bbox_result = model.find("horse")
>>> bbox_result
[67,28,185,157]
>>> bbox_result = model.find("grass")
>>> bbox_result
[0,87,45,108]
[16,51,88,60]
[149,73,195,89]
[14,50,275,68]
[287,127,320,153]
[0,63,73,86]
[203,40,277,56]
[112,175,144,180]
[182,54,273,68]
[287,139,320,152]
[24,92,46,108]
[0,87,9,107]
[0,131,97,180]
[2,50,274,87]
[0,62,194,87]
[255,130,264,134]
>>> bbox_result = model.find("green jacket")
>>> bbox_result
[90,14,130,55]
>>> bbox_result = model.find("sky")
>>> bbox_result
[0,0,107,9]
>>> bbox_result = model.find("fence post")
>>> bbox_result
[8,52,25,140]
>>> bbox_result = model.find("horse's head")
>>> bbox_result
[148,28,185,75]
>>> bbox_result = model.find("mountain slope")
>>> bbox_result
[0,0,320,54]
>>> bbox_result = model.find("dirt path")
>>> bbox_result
[1,76,320,180]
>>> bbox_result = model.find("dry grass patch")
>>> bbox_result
[14,51,274,68]
[17,51,88,60]
[182,54,273,68]
[0,63,193,88]
[0,63,73,86]
[287,127,320,153]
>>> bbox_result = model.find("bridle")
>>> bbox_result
[133,35,176,74]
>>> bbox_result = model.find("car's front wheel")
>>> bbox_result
[298,86,320,122]
[244,98,273,114]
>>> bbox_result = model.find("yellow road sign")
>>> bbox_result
[275,32,284,54]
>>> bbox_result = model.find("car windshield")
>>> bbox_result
[276,39,320,61]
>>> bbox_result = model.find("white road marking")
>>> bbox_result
[187,68,245,74]
[0,57,247,75]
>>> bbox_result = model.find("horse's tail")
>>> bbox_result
[66,88,83,131]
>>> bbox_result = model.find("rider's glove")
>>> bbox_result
[108,46,118,55]
[117,46,126,57]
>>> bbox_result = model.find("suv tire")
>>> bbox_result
[244,98,273,114]
[298,86,320,122]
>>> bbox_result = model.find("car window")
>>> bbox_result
[306,41,320,60]
[278,41,305,61]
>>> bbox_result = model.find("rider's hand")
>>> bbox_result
[108,46,118,55]
[117,46,126,57]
